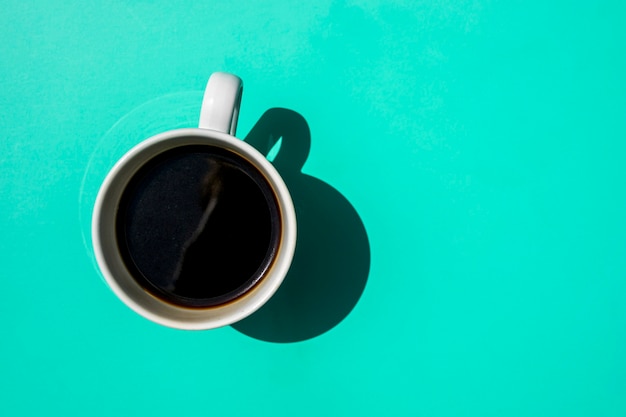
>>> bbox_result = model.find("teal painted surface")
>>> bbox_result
[2,0,626,415]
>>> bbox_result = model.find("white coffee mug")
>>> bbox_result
[92,72,297,330]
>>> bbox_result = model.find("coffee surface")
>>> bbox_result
[116,145,280,307]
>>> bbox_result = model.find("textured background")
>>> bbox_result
[2,1,626,416]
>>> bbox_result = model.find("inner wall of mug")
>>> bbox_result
[92,128,296,330]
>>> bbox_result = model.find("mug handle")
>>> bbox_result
[198,72,243,136]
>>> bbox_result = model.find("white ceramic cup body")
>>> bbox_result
[91,74,296,330]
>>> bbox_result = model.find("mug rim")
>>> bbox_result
[92,128,297,330]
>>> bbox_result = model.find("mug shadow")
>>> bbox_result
[231,108,371,343]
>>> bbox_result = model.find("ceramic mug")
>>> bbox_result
[92,72,297,330]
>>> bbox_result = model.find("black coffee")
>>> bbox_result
[116,144,281,308]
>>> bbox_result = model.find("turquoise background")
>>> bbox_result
[2,0,625,415]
